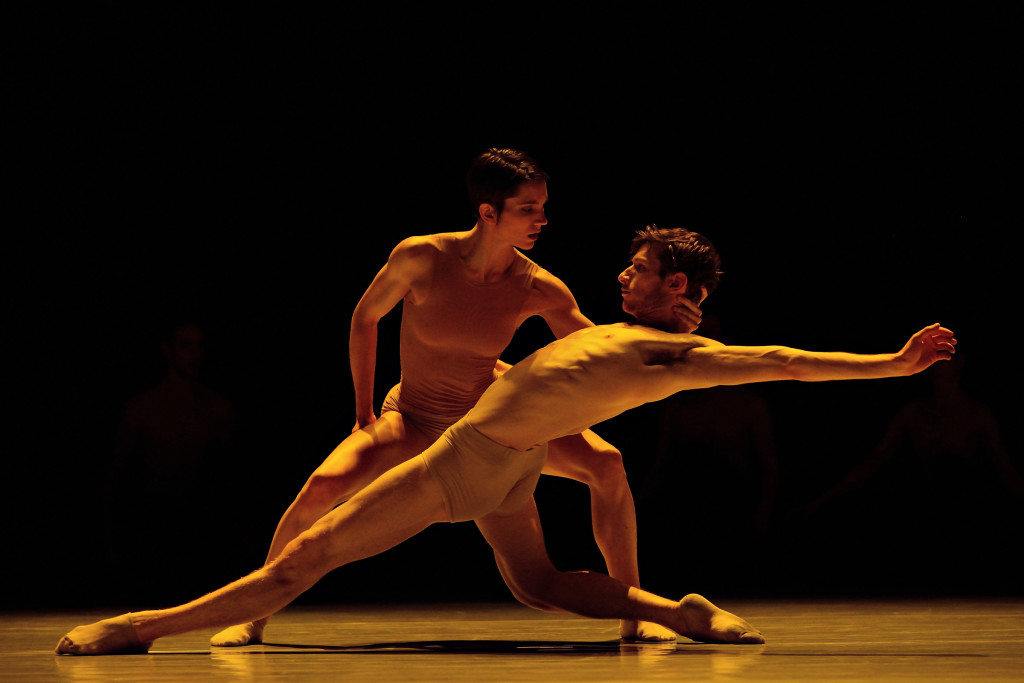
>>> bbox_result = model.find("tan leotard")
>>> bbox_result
[382,237,540,441]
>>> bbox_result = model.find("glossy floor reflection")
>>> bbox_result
[9,598,1024,681]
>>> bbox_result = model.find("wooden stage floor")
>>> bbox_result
[9,598,1024,681]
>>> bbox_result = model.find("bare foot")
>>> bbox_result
[677,594,764,644]
[210,618,267,647]
[620,618,678,642]
[55,614,152,655]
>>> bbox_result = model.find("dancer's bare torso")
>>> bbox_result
[393,232,588,421]
[467,324,724,450]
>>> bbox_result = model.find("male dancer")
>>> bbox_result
[56,227,955,655]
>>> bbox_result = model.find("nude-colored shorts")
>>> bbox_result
[417,419,548,523]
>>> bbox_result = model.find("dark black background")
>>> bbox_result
[7,4,1019,610]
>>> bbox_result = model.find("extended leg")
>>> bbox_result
[56,456,449,655]
[474,498,764,644]
[544,430,674,641]
[212,411,433,646]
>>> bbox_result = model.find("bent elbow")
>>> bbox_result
[350,308,380,332]
[762,347,804,381]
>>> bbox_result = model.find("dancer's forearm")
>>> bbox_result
[349,318,379,425]
[681,324,955,388]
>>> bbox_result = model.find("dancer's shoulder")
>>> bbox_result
[387,233,451,270]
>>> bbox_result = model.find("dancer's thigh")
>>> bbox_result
[304,455,450,570]
[310,411,439,492]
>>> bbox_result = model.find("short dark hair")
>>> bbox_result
[630,225,723,300]
[466,148,549,218]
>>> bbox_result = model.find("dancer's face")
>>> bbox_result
[618,244,676,321]
[162,325,205,379]
[493,181,548,250]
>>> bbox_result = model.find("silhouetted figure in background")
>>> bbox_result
[800,350,1022,590]
[105,321,235,600]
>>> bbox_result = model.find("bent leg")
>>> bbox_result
[212,411,434,646]
[57,456,450,655]
[474,498,763,644]
[544,430,672,641]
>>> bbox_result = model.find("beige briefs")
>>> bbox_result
[417,419,548,523]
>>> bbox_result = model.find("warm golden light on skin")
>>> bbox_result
[54,213,956,657]
[618,245,688,331]
[54,317,954,655]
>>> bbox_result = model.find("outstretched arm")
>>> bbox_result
[680,324,956,388]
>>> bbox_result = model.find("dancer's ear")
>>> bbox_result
[665,271,688,293]
[479,203,500,225]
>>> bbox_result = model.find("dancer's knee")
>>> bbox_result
[499,563,563,613]
[508,579,559,612]
[582,445,627,492]
[299,469,361,513]
[263,557,308,594]
[268,532,332,592]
